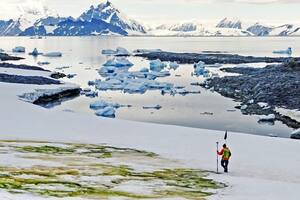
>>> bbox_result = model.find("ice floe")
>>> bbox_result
[273,47,292,55]
[103,57,133,67]
[143,105,162,110]
[150,59,167,72]
[102,47,131,56]
[169,61,179,70]
[12,46,25,53]
[95,106,116,118]
[43,52,62,57]
[90,100,131,118]
[194,61,210,77]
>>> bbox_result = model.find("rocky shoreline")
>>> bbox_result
[201,61,300,132]
[137,51,300,64]
[0,62,80,106]
[0,53,23,61]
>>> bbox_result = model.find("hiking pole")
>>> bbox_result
[216,142,219,174]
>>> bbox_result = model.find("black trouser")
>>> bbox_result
[221,159,229,172]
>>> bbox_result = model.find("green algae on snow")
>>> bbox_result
[0,141,223,199]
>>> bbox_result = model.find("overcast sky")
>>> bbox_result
[0,0,299,25]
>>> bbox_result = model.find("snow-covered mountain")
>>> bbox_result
[246,23,300,36]
[0,1,299,37]
[0,20,22,36]
[78,1,146,34]
[216,17,242,29]
[150,21,252,36]
[20,0,146,36]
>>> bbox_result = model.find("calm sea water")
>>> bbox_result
[1,36,299,138]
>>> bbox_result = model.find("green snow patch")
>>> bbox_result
[0,140,223,199]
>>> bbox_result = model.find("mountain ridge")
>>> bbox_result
[0,1,299,37]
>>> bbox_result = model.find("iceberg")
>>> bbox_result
[169,61,179,70]
[29,48,42,56]
[103,57,133,67]
[101,49,117,55]
[150,59,167,72]
[44,52,62,57]
[101,47,130,56]
[84,91,98,98]
[273,47,292,55]
[143,105,162,110]
[194,61,206,76]
[12,46,25,53]
[95,106,116,118]
[90,100,110,109]
[0,48,4,52]
[124,82,148,94]
[115,47,130,56]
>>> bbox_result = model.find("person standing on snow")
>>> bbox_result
[217,144,232,173]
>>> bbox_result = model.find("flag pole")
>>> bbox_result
[216,141,219,174]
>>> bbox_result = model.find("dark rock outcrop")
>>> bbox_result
[0,53,24,61]
[33,88,81,105]
[202,62,300,130]
[0,62,49,71]
[0,73,60,85]
[50,72,66,79]
[137,51,300,64]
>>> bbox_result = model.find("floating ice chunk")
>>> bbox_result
[84,91,98,98]
[194,61,209,76]
[259,114,276,122]
[0,48,5,52]
[90,100,110,109]
[273,47,292,55]
[90,100,128,110]
[102,49,117,55]
[29,48,42,56]
[95,106,116,118]
[115,47,130,56]
[150,59,167,72]
[102,47,130,56]
[44,52,62,57]
[103,57,133,67]
[169,61,179,70]
[12,46,25,53]
[143,105,162,110]
[124,82,148,94]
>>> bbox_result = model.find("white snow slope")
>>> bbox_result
[0,67,300,199]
